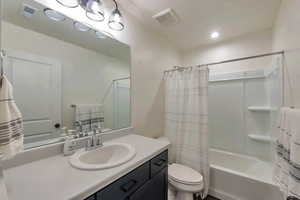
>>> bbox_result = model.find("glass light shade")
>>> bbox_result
[95,31,107,39]
[56,0,79,8]
[86,11,105,22]
[79,0,102,12]
[108,9,124,31]
[80,0,104,21]
[44,9,66,22]
[73,22,91,32]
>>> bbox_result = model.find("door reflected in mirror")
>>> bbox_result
[1,0,131,149]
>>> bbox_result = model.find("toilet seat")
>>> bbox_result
[168,163,203,185]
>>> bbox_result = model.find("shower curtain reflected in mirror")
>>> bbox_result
[113,78,131,129]
[164,67,210,198]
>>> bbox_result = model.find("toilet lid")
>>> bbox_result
[168,163,203,185]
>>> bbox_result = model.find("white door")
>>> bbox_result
[3,50,61,144]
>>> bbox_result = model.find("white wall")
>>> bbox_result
[118,12,182,138]
[2,21,130,130]
[182,29,274,75]
[272,0,300,108]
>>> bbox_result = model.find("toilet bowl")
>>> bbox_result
[157,137,204,200]
[168,163,203,200]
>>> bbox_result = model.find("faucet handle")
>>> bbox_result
[92,125,100,134]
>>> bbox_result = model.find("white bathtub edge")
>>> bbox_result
[209,188,240,200]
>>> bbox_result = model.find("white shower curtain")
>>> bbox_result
[164,67,210,198]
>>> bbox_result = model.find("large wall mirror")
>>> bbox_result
[1,0,131,149]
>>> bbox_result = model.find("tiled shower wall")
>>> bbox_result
[208,66,281,161]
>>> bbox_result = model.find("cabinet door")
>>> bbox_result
[129,167,167,200]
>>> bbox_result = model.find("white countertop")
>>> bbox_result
[3,134,169,200]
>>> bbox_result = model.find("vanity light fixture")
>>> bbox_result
[44,8,66,22]
[211,31,220,39]
[108,0,124,31]
[79,0,105,21]
[56,0,79,8]
[54,0,125,31]
[73,21,91,32]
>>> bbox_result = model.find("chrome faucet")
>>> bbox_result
[86,126,103,150]
[75,121,86,138]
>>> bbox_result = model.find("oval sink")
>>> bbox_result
[69,143,136,170]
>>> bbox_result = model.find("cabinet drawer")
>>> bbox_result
[97,162,150,199]
[150,150,168,177]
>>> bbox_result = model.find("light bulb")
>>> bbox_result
[211,32,220,39]
[108,8,124,31]
[79,0,102,13]
[80,0,105,21]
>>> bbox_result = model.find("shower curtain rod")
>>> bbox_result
[112,77,130,82]
[164,50,285,73]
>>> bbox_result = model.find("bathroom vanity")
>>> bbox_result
[2,134,169,200]
[85,150,168,200]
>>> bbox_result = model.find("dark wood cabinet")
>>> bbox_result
[129,167,167,200]
[97,162,150,200]
[85,150,168,200]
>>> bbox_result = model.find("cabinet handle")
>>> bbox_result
[154,159,166,167]
[121,179,138,192]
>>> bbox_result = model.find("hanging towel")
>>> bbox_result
[75,104,92,133]
[0,168,9,200]
[0,76,23,160]
[90,105,104,130]
[75,104,104,132]
[289,110,300,199]
[274,107,300,199]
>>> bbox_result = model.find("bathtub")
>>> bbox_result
[209,149,283,200]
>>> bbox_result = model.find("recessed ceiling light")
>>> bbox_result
[44,8,66,22]
[56,0,79,8]
[211,31,220,39]
[73,22,91,32]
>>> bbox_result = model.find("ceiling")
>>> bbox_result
[2,0,130,61]
[119,0,282,50]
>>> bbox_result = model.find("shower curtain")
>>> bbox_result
[164,67,210,198]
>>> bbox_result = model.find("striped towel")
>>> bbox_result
[90,105,104,130]
[75,104,92,133]
[275,107,300,199]
[75,104,104,132]
[0,76,23,160]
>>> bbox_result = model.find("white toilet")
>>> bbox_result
[168,163,204,200]
[158,137,204,200]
